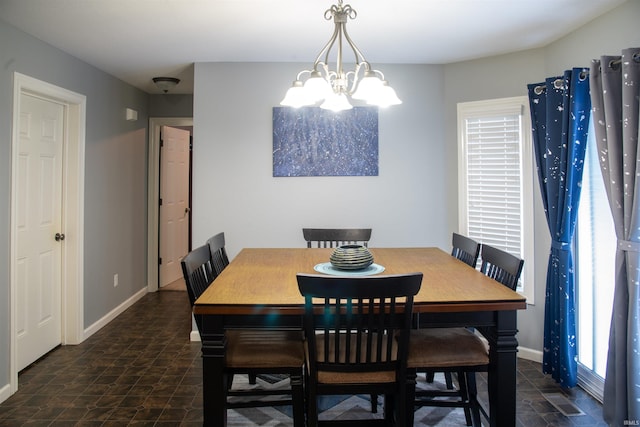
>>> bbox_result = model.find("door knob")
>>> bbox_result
[55,233,65,241]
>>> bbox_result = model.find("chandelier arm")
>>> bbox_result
[336,21,344,80]
[296,69,313,81]
[344,69,358,94]
[371,70,385,80]
[312,25,340,73]
[342,26,369,68]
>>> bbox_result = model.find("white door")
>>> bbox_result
[159,126,191,287]
[15,93,64,371]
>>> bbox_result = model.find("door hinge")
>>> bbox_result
[158,257,162,265]
[159,198,163,206]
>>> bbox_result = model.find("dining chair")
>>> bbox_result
[207,231,230,275]
[182,244,306,427]
[302,228,372,248]
[407,327,488,426]
[297,272,422,427]
[407,244,525,426]
[480,244,525,291]
[374,232,481,414]
[303,227,378,414]
[208,231,264,384]
[424,233,482,388]
[451,232,481,267]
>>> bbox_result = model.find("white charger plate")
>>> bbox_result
[313,262,385,276]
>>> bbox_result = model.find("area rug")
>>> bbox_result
[227,373,472,426]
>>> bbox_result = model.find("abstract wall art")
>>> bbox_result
[272,106,378,177]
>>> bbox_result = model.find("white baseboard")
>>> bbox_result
[0,382,11,405]
[477,333,542,364]
[517,346,543,363]
[83,288,147,340]
[189,315,200,341]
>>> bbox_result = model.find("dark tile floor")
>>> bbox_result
[0,291,606,426]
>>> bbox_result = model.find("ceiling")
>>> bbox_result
[0,0,626,94]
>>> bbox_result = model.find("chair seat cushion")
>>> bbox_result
[407,328,489,368]
[226,330,304,368]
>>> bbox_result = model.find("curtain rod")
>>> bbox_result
[609,53,640,69]
[533,78,565,95]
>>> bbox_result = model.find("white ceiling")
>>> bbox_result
[0,0,627,94]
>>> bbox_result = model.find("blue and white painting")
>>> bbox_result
[272,106,378,177]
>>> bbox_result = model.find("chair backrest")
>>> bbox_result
[302,228,372,248]
[207,232,230,275]
[480,244,524,290]
[181,244,216,308]
[451,232,481,267]
[297,273,422,380]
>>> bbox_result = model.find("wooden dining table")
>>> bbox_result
[193,247,527,426]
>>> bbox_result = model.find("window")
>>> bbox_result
[576,118,615,402]
[457,97,535,303]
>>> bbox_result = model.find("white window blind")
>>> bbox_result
[466,115,522,254]
[457,97,534,303]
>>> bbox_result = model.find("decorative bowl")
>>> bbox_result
[329,245,374,270]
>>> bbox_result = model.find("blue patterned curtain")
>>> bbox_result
[590,48,640,425]
[527,68,591,387]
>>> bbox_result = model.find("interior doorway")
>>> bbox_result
[147,118,193,292]
[158,126,191,288]
[10,73,86,393]
[15,92,64,372]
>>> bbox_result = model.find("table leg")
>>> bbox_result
[487,310,519,427]
[199,315,228,427]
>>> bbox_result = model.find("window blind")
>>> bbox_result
[458,97,533,302]
[465,114,523,258]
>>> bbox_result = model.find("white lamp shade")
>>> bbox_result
[280,81,313,108]
[303,72,332,102]
[352,73,384,101]
[367,81,402,107]
[320,92,353,112]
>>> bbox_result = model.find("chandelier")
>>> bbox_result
[280,0,401,112]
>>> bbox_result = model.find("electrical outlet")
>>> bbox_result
[113,273,119,287]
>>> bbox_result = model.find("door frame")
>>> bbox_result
[10,73,86,392]
[147,117,193,292]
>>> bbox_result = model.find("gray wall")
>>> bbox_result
[0,20,150,388]
[149,94,193,117]
[192,62,449,257]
